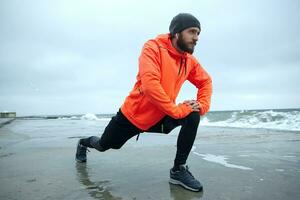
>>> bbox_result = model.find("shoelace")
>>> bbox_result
[185,165,195,179]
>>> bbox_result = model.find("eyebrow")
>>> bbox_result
[189,29,200,34]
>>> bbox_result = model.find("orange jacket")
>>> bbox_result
[121,33,212,130]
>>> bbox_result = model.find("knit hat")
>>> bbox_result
[169,13,201,36]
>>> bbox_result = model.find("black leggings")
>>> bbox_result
[80,110,200,166]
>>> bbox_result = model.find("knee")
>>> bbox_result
[90,136,107,152]
[93,144,106,152]
[95,145,106,152]
[186,111,200,125]
[111,144,123,150]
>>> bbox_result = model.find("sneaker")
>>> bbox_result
[169,165,203,192]
[75,140,88,163]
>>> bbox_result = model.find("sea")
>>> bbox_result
[19,108,300,132]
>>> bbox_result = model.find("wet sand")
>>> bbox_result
[0,118,15,128]
[0,119,300,200]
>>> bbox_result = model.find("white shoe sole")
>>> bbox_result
[169,178,202,192]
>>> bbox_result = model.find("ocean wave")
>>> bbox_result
[81,113,99,120]
[201,109,300,131]
[39,109,300,131]
[58,114,111,121]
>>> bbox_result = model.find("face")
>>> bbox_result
[176,27,200,54]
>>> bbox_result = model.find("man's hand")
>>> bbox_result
[183,100,201,112]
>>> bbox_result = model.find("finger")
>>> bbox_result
[191,102,198,108]
[192,106,200,111]
[192,103,200,110]
[184,101,194,107]
[192,101,199,107]
[192,107,200,112]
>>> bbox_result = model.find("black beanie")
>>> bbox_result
[169,13,201,36]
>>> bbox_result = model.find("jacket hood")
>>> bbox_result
[155,33,188,58]
[155,33,191,76]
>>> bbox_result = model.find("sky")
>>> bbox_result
[0,0,299,116]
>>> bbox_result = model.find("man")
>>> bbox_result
[76,13,212,192]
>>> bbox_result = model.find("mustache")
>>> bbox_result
[190,40,197,45]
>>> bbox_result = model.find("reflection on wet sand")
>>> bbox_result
[75,162,203,200]
[169,183,203,200]
[75,163,122,200]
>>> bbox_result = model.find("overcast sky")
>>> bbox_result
[0,0,299,116]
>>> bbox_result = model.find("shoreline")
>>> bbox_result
[0,119,299,200]
[0,118,15,128]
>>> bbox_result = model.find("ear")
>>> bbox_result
[175,33,179,39]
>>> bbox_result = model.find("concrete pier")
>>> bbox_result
[0,112,16,118]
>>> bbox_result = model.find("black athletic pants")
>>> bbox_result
[80,109,200,167]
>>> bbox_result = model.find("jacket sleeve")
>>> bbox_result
[187,61,213,115]
[139,41,192,119]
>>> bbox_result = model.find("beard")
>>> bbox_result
[176,34,195,54]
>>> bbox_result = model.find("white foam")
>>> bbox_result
[283,155,296,158]
[58,114,111,121]
[193,152,253,170]
[70,116,80,120]
[191,146,197,152]
[97,117,111,121]
[201,110,300,131]
[238,155,250,157]
[58,116,80,120]
[81,113,99,121]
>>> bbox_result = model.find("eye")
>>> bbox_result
[190,30,199,35]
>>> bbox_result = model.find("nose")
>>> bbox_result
[193,34,198,42]
[192,37,198,45]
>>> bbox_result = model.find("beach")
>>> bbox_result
[0,118,299,200]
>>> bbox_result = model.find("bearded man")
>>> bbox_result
[76,13,212,192]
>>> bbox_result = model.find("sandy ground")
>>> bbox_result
[0,119,300,200]
[0,118,15,128]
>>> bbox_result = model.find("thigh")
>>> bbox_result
[99,111,140,149]
[146,115,180,134]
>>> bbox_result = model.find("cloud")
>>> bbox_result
[1,0,299,115]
